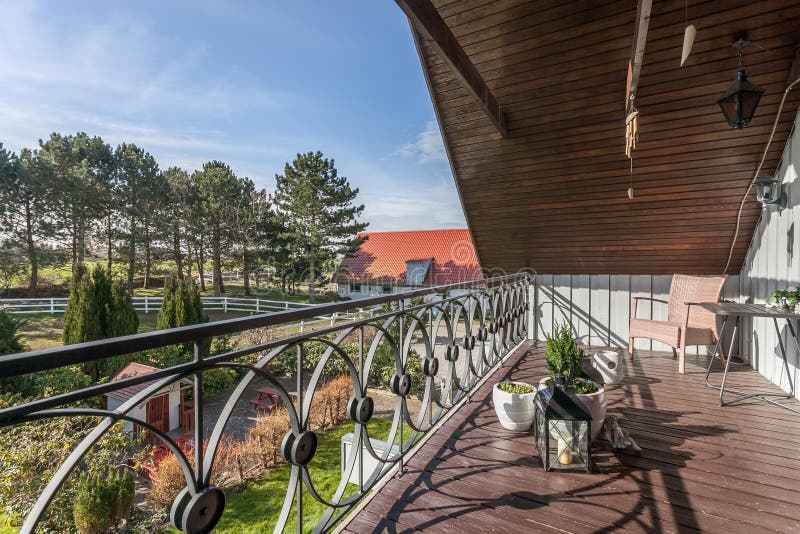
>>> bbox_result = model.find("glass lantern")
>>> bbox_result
[716,68,763,128]
[534,386,592,472]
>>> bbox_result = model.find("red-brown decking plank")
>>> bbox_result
[344,342,800,533]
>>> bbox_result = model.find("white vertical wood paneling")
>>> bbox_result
[589,275,610,347]
[738,108,800,397]
[535,274,739,353]
[553,275,571,330]
[651,275,673,353]
[572,274,590,343]
[609,275,631,348]
[630,275,652,350]
[535,274,554,342]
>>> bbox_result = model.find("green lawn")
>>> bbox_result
[0,514,15,534]
[211,418,409,534]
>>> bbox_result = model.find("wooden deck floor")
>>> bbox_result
[343,341,800,533]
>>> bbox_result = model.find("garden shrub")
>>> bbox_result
[73,470,134,534]
[202,367,239,398]
[250,407,291,469]
[149,454,189,510]
[0,311,25,355]
[0,413,132,533]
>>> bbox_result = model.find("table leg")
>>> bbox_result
[719,316,740,406]
[773,317,795,398]
[705,316,728,386]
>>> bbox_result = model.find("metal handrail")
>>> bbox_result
[0,272,533,534]
[0,274,527,378]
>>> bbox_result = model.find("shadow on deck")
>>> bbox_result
[343,341,800,533]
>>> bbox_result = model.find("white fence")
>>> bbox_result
[0,296,314,315]
[0,296,377,334]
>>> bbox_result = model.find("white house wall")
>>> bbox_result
[532,274,741,357]
[739,108,800,397]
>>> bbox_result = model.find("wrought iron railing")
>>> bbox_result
[0,273,533,533]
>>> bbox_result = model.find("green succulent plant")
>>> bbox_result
[497,381,534,394]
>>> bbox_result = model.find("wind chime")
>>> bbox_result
[625,95,639,199]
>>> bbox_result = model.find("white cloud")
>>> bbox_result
[0,0,285,181]
[392,120,447,164]
[340,156,465,232]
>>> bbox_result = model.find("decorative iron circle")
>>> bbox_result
[281,430,295,463]
[477,328,486,341]
[390,372,412,396]
[488,323,497,334]
[169,487,192,531]
[348,395,374,424]
[423,357,439,377]
[445,345,460,362]
[181,487,226,534]
[290,430,318,465]
[462,336,476,350]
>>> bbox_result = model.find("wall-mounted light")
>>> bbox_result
[717,39,764,128]
[755,175,787,209]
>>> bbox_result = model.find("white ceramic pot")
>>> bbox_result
[592,349,622,385]
[539,378,606,442]
[492,382,537,431]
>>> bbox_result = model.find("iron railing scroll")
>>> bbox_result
[0,273,533,534]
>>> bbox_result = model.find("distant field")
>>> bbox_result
[2,260,323,303]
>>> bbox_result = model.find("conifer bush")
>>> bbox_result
[63,265,138,380]
[72,470,134,534]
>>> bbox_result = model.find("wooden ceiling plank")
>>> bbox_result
[396,0,507,136]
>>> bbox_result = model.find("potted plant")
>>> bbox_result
[766,287,800,314]
[492,380,537,431]
[540,324,606,441]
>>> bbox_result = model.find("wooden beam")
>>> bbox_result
[396,0,507,137]
[625,0,653,112]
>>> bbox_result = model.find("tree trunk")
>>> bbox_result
[186,242,193,280]
[127,220,136,295]
[211,223,224,296]
[24,200,38,298]
[173,227,184,279]
[197,242,206,292]
[143,232,151,289]
[106,211,113,273]
[308,252,315,304]
[71,220,78,271]
[76,217,86,264]
[242,246,251,296]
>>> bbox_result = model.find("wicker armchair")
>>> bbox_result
[628,274,728,373]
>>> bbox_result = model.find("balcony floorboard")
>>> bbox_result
[345,340,800,533]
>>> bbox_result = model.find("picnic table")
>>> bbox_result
[248,386,298,413]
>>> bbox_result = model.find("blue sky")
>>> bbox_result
[0,0,466,231]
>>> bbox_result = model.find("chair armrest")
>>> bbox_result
[632,296,669,305]
[631,296,669,319]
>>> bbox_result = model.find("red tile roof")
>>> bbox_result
[105,362,163,403]
[336,229,482,286]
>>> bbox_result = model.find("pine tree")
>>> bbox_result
[273,151,368,303]
[63,265,138,380]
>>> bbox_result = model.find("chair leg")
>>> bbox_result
[678,333,687,374]
[628,337,634,359]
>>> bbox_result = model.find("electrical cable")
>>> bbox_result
[722,75,800,274]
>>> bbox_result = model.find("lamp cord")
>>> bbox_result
[722,75,800,274]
